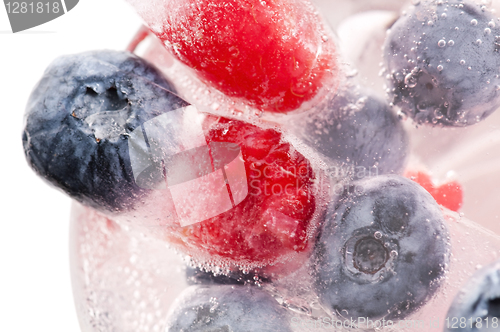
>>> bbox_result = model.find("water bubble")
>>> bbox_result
[447,40,455,46]
[346,69,358,78]
[485,28,492,35]
[434,109,444,119]
[471,19,478,26]
[404,73,418,88]
[438,39,446,47]
[460,60,466,65]
[437,64,444,71]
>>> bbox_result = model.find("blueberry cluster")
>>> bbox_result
[29,0,499,324]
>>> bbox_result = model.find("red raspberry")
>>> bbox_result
[405,170,463,212]
[149,0,338,113]
[167,116,319,266]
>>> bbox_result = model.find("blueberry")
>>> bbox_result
[292,83,408,180]
[445,260,500,332]
[384,0,500,126]
[185,266,271,286]
[165,285,293,332]
[312,175,450,320]
[23,50,188,211]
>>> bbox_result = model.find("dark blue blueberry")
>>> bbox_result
[312,175,450,320]
[292,84,408,180]
[445,260,500,332]
[23,50,188,212]
[185,266,271,286]
[384,0,500,126]
[165,285,293,332]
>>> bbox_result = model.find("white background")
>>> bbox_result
[0,1,142,330]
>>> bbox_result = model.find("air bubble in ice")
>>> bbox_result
[404,73,418,88]
[489,20,496,28]
[437,64,444,71]
[447,40,455,46]
[441,13,447,18]
[476,39,482,45]
[471,19,478,26]
[434,109,444,119]
[438,39,446,47]
[374,231,382,239]
[460,60,466,65]
[485,28,492,35]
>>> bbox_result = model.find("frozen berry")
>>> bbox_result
[406,170,463,211]
[165,285,293,331]
[384,0,500,126]
[165,116,319,267]
[291,84,408,179]
[312,175,450,320]
[129,0,338,113]
[23,50,188,212]
[445,259,500,332]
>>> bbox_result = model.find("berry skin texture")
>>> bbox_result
[146,0,338,113]
[292,85,408,179]
[445,259,500,332]
[23,50,188,212]
[168,116,318,267]
[165,285,293,332]
[384,0,500,126]
[312,175,450,320]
